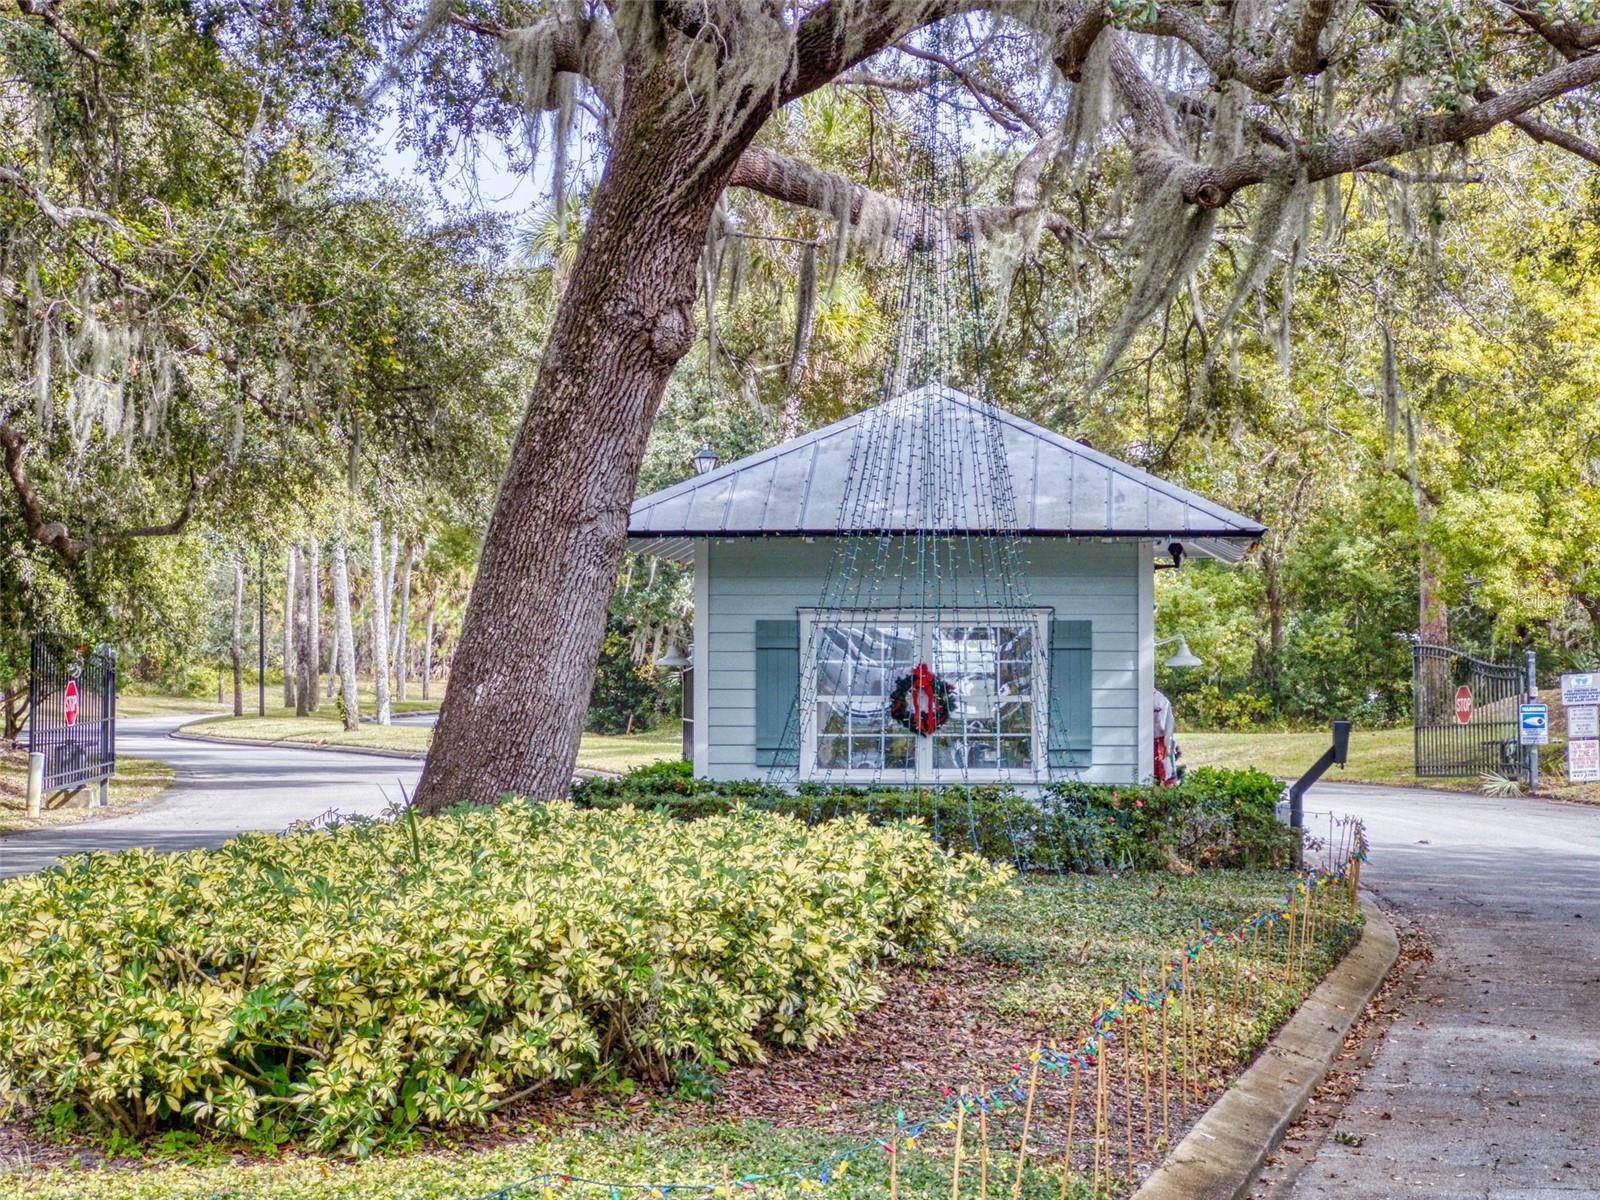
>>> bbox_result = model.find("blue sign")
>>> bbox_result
[1519,703,1549,746]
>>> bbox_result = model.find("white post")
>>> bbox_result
[26,752,43,818]
[96,777,109,809]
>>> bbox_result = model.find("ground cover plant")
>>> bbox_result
[0,803,1003,1156]
[570,763,1294,872]
[4,869,1359,1199]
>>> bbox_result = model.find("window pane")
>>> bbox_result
[817,737,848,769]
[848,739,886,770]
[997,626,1033,661]
[817,627,851,661]
[851,705,888,735]
[883,736,913,769]
[999,701,1032,735]
[998,658,1034,698]
[998,737,1033,769]
[817,655,849,696]
[932,735,962,769]
[818,702,850,737]
[965,739,999,769]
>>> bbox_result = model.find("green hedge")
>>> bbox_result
[0,802,1004,1154]
[569,764,1292,872]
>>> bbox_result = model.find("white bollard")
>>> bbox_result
[26,752,44,818]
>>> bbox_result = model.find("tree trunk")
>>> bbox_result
[294,543,315,716]
[324,587,339,701]
[230,559,244,717]
[332,540,361,732]
[281,546,297,709]
[413,78,748,812]
[306,535,322,712]
[383,525,398,661]
[393,544,412,704]
[422,596,436,701]
[370,521,392,725]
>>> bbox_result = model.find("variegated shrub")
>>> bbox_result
[0,801,1004,1154]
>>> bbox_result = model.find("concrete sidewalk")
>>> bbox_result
[0,714,420,877]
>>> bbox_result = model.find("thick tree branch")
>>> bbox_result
[0,419,213,565]
[1176,50,1600,207]
[0,420,87,562]
[1474,84,1600,166]
[784,0,979,104]
[1498,1,1600,60]
[0,165,124,230]
[727,144,1088,246]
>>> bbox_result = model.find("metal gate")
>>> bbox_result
[28,637,116,794]
[1412,642,1524,778]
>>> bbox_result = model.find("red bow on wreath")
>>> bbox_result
[889,664,953,736]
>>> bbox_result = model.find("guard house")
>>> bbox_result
[628,384,1264,787]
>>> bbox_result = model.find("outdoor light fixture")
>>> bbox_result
[1154,541,1186,571]
[691,444,719,476]
[1161,635,1202,670]
[654,643,689,671]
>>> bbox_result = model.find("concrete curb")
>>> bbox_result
[169,728,429,761]
[1132,895,1399,1200]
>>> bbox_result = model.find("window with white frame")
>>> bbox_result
[800,609,1048,782]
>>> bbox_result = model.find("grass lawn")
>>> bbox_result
[1181,693,1600,805]
[1181,727,1418,787]
[0,750,173,836]
[178,709,685,776]
[114,693,229,718]
[8,868,1357,1199]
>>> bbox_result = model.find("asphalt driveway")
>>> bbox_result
[1287,780,1600,1198]
[0,713,421,877]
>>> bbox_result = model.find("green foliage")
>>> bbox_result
[569,763,1295,872]
[584,619,665,735]
[0,802,1003,1155]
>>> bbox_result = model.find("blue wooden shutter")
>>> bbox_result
[1048,619,1093,770]
[755,619,800,768]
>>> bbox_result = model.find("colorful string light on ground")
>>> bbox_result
[461,818,1368,1200]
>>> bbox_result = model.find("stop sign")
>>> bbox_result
[63,679,79,726]
[1454,684,1473,724]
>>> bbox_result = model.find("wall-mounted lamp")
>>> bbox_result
[654,643,690,671]
[1154,541,1186,572]
[1155,634,1202,669]
[691,444,719,476]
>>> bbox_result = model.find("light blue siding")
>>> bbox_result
[699,537,1145,784]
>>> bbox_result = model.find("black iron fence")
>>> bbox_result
[28,637,116,794]
[1413,642,1523,778]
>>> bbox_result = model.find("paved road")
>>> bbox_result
[1288,780,1600,1199]
[0,714,421,877]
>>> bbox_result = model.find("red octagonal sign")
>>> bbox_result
[63,679,79,727]
[1454,684,1473,725]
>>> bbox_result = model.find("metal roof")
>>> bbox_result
[628,383,1265,564]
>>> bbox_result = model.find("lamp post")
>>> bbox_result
[691,444,719,476]
[257,544,266,717]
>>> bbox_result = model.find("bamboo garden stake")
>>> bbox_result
[1011,1055,1040,1200]
[1061,1061,1081,1200]
[951,1090,967,1200]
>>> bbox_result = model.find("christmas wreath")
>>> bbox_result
[888,664,953,736]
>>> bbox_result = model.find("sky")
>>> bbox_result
[370,107,540,219]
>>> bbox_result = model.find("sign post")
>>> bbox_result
[1558,671,1600,787]
[1525,650,1538,791]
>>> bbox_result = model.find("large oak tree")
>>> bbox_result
[382,0,1600,810]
